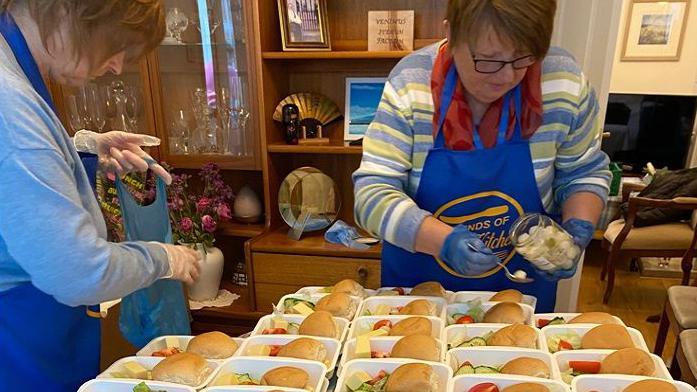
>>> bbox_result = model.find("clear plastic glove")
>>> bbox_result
[439,225,500,276]
[534,218,594,281]
[73,130,172,185]
[160,244,202,284]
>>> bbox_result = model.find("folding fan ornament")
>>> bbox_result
[273,93,342,142]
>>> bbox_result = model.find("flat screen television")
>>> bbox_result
[602,94,697,173]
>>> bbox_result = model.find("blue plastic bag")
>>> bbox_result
[115,175,191,348]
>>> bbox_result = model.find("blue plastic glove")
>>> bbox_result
[562,218,596,250]
[325,220,370,250]
[439,225,500,276]
[535,218,595,281]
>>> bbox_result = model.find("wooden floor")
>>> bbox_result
[578,242,680,364]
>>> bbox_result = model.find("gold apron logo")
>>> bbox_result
[433,191,524,278]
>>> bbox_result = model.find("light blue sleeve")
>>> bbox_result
[0,81,171,306]
[0,148,171,306]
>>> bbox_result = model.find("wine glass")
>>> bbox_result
[217,87,231,154]
[103,85,116,130]
[86,83,106,133]
[165,7,189,44]
[170,109,192,154]
[194,1,221,39]
[124,86,139,131]
[66,94,86,133]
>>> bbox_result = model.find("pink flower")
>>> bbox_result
[196,197,211,212]
[216,203,232,221]
[180,217,193,232]
[202,215,217,233]
[169,197,184,211]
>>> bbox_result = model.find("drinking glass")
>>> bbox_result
[166,7,189,44]
[67,94,86,133]
[86,83,106,133]
[170,109,192,154]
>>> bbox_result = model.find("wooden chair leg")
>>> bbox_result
[670,344,682,379]
[600,242,609,281]
[653,306,670,356]
[603,247,620,304]
[680,249,694,286]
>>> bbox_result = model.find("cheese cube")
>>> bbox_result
[272,317,289,330]
[121,361,148,379]
[214,373,239,386]
[355,336,371,358]
[292,302,314,315]
[246,344,271,356]
[164,336,179,348]
[346,370,372,390]
[373,304,392,315]
[359,328,389,339]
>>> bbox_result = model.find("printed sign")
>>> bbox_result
[368,10,414,51]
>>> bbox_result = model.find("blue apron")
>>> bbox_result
[0,12,100,390]
[115,177,191,348]
[381,64,558,312]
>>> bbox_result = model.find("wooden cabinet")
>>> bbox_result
[253,252,380,312]
[249,227,381,312]
[51,0,262,170]
[247,0,445,308]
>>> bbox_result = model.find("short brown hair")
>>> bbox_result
[446,0,557,58]
[1,0,165,65]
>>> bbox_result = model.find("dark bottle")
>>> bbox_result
[282,103,300,145]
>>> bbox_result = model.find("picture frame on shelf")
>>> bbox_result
[621,0,690,61]
[277,0,331,51]
[344,77,387,141]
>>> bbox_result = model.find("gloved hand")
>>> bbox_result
[562,218,596,250]
[160,244,202,284]
[534,218,595,281]
[439,225,500,276]
[73,130,172,185]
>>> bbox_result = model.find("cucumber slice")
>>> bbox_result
[474,365,500,374]
[548,316,566,325]
[455,363,475,375]
[458,336,487,347]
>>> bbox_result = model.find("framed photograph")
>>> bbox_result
[621,0,690,61]
[277,0,331,51]
[344,77,387,141]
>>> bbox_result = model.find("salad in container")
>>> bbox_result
[509,213,581,271]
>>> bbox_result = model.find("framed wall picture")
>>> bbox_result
[277,0,331,51]
[621,0,690,61]
[344,77,387,141]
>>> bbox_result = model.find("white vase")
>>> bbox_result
[187,244,224,301]
[234,185,262,223]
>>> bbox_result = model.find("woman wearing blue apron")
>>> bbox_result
[0,2,200,390]
[353,0,610,312]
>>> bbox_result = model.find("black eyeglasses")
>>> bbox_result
[471,55,536,74]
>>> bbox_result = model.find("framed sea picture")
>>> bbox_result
[344,77,387,141]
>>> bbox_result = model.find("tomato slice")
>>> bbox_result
[395,287,406,295]
[261,328,287,335]
[467,382,500,392]
[537,319,551,328]
[569,361,601,374]
[373,320,392,330]
[456,315,475,324]
[269,345,282,356]
[558,340,574,351]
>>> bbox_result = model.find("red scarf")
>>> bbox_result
[431,42,544,150]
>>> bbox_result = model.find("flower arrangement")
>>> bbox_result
[168,163,234,249]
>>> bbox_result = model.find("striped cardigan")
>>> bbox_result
[352,43,611,252]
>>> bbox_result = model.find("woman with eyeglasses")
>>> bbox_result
[353,0,610,312]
